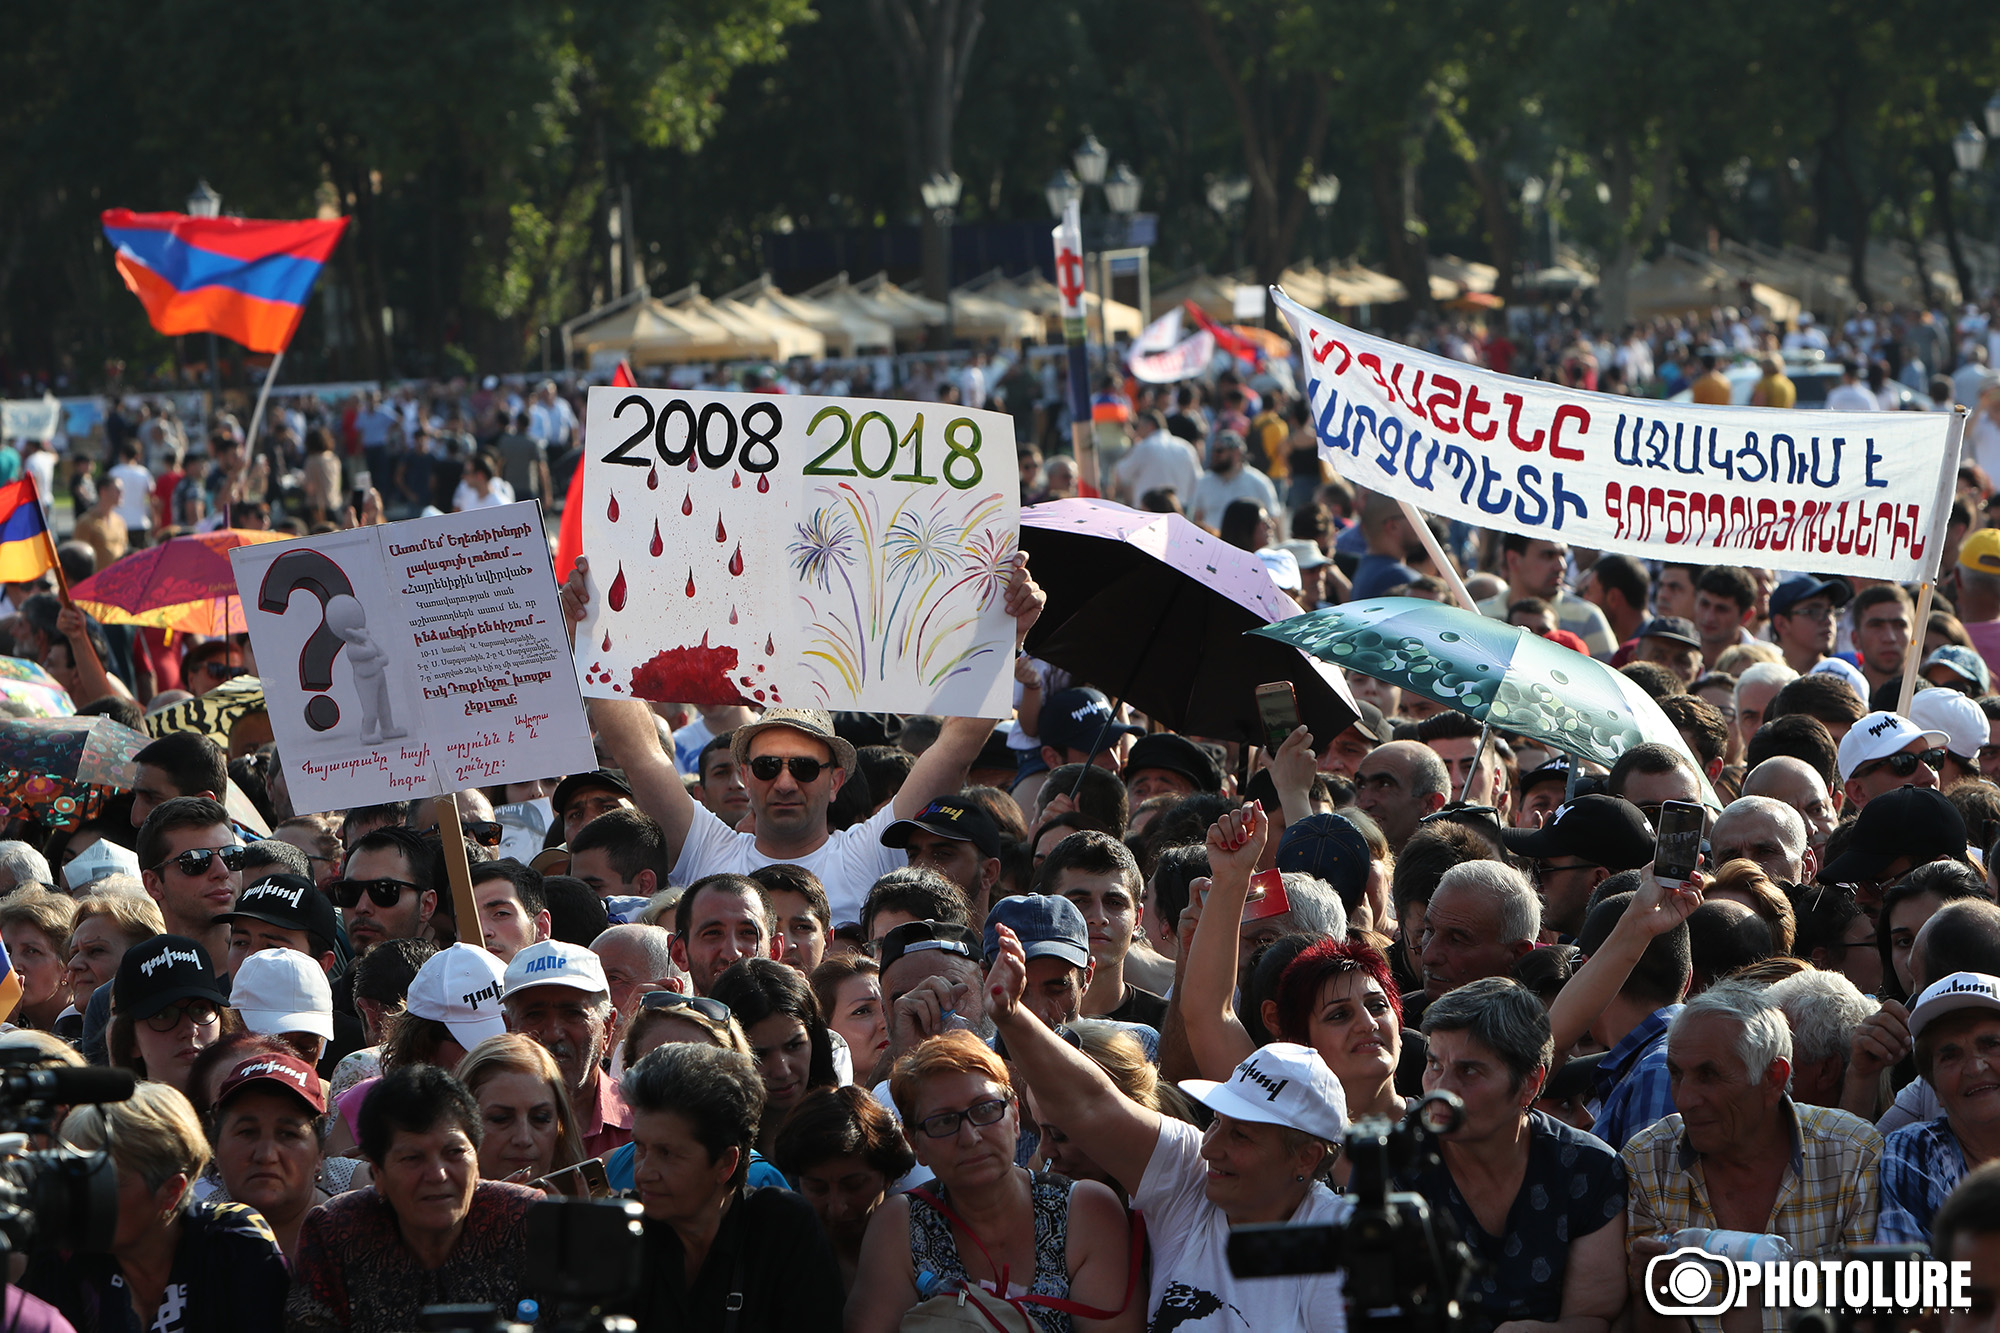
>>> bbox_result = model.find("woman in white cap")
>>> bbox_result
[967,920,1348,1330]
[1878,971,2000,1244]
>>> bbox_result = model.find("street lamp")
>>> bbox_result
[1521,176,1548,272]
[1954,122,1987,172]
[1073,133,1109,189]
[1986,91,2000,139]
[1207,176,1251,271]
[920,171,964,339]
[186,180,223,399]
[1103,163,1143,217]
[1307,173,1340,264]
[1045,168,1082,221]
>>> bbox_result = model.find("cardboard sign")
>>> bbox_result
[573,386,1020,717]
[1276,289,1959,582]
[231,502,594,813]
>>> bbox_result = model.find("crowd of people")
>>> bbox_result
[6,292,2000,1332]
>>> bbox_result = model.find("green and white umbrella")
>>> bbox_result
[1251,596,1720,805]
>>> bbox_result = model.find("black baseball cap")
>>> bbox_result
[972,728,1016,774]
[550,769,632,818]
[1518,758,1575,796]
[1275,813,1370,908]
[1501,794,1656,872]
[1040,687,1143,755]
[1122,733,1223,793]
[114,935,226,1023]
[218,873,339,955]
[1821,787,1968,885]
[1346,699,1393,745]
[1635,616,1700,649]
[882,797,1003,861]
[877,920,984,973]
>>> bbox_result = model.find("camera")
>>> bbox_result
[0,1052,134,1259]
[1226,1091,1480,1333]
[1645,1247,1738,1317]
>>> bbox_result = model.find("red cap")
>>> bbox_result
[215,1051,326,1115]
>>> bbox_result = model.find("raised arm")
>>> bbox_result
[1547,868,1703,1057]
[1178,804,1267,1080]
[987,924,1162,1196]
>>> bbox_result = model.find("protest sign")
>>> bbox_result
[1130,329,1216,384]
[231,501,594,815]
[573,386,1019,718]
[1274,289,1960,583]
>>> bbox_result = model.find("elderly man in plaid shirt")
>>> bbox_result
[1625,983,1881,1333]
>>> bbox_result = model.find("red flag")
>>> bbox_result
[1184,301,1266,369]
[554,360,633,584]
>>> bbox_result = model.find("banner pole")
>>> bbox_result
[438,789,483,950]
[1897,406,1969,717]
[1396,498,1479,615]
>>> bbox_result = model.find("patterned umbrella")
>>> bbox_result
[1252,597,1720,803]
[72,529,291,635]
[0,659,74,719]
[145,673,266,741]
[0,715,150,828]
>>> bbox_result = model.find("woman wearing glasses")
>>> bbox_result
[108,934,242,1098]
[848,1030,1140,1333]
[603,992,791,1194]
[621,1042,842,1331]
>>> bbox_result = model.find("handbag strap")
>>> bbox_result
[907,1185,1148,1322]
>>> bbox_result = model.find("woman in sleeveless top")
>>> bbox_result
[847,1032,1139,1332]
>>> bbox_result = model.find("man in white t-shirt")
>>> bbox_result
[581,555,1045,923]
[1114,409,1202,508]
[108,440,157,544]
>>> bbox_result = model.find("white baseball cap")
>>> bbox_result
[1909,688,1988,763]
[407,943,509,1048]
[1810,656,1870,702]
[1837,710,1949,782]
[503,940,609,1001]
[1179,1041,1348,1143]
[229,948,334,1042]
[63,839,140,891]
[1909,972,2000,1037]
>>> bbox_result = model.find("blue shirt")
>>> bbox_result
[1877,1116,1967,1245]
[1350,553,1421,601]
[1591,1003,1682,1152]
[604,1141,789,1193]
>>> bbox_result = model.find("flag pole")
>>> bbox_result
[1897,406,1969,717]
[1395,498,1480,614]
[241,348,287,493]
[26,472,112,691]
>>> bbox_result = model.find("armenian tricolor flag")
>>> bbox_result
[0,478,55,585]
[99,210,350,354]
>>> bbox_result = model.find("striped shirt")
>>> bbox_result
[1623,1099,1882,1333]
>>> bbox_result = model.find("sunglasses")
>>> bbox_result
[916,1096,1010,1141]
[1857,748,1946,781]
[327,877,422,909]
[641,992,733,1023]
[418,821,504,848]
[748,755,829,784]
[152,845,246,876]
[200,661,249,681]
[146,998,220,1033]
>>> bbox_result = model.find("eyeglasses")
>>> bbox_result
[748,755,828,784]
[1779,602,1836,622]
[200,661,249,681]
[641,993,733,1023]
[418,821,504,848]
[1534,859,1599,880]
[327,877,422,908]
[145,998,219,1033]
[151,845,246,876]
[1856,749,1946,781]
[916,1096,1010,1140]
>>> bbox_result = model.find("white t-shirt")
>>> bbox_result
[672,800,904,926]
[1136,1117,1349,1332]
[110,462,156,529]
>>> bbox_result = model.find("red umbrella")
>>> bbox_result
[73,529,290,635]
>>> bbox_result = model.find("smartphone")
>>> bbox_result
[1652,799,1706,887]
[528,1157,611,1199]
[1242,867,1293,923]
[1254,681,1301,750]
[351,469,372,511]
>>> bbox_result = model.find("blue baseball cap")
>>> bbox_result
[1039,687,1143,755]
[1274,813,1370,908]
[1769,575,1850,618]
[983,894,1091,970]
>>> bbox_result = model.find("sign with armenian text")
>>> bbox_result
[573,386,1020,717]
[1277,288,1959,582]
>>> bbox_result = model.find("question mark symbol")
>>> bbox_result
[257,550,356,731]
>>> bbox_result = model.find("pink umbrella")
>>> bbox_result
[1020,498,1358,745]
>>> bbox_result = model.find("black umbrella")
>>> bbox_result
[1019,499,1358,746]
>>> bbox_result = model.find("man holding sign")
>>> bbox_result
[570,556,1045,925]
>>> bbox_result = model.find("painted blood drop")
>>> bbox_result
[646,467,659,491]
[728,544,745,576]
[685,570,697,598]
[629,632,750,706]
[756,473,770,493]
[600,633,610,651]
[607,493,620,522]
[728,605,739,624]
[765,633,775,655]
[715,514,727,542]
[608,565,628,611]
[681,491,693,516]
[732,472,742,489]
[687,452,699,472]
[649,520,663,557]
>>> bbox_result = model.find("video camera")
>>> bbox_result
[0,1048,135,1260]
[1226,1091,1479,1333]
[420,1198,643,1333]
